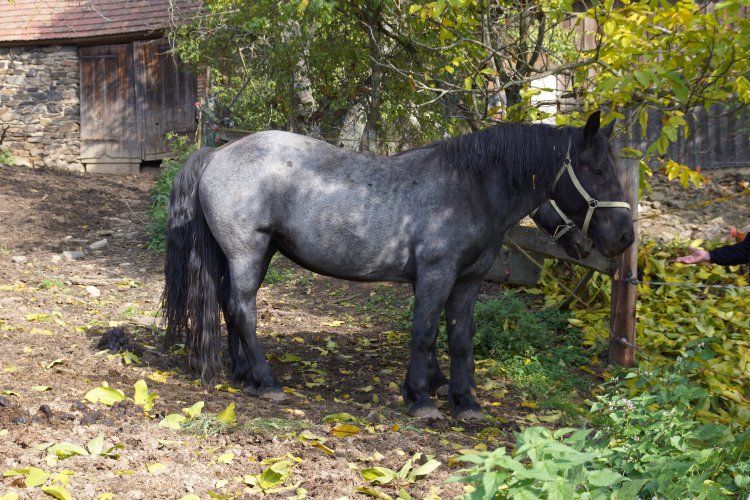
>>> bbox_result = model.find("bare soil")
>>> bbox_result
[0,164,747,499]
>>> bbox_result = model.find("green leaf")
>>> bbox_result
[588,468,625,487]
[322,412,359,423]
[634,70,652,88]
[48,442,89,460]
[410,458,440,478]
[361,466,397,485]
[662,71,689,100]
[87,434,104,455]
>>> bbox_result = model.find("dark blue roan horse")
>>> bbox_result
[164,111,634,419]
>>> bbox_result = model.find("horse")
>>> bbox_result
[163,111,634,419]
[530,200,592,260]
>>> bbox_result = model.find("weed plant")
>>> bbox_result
[0,147,15,166]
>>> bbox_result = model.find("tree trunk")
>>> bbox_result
[365,6,382,154]
[285,21,320,138]
[337,102,367,151]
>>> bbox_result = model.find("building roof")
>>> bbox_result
[0,0,202,44]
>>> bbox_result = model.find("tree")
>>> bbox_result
[170,0,750,167]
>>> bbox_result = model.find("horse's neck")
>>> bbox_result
[482,167,552,228]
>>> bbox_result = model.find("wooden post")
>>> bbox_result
[609,155,639,366]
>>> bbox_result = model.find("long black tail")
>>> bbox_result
[163,147,225,383]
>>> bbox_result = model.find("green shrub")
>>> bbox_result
[146,134,199,251]
[451,345,750,499]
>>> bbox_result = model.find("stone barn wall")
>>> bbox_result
[0,46,82,171]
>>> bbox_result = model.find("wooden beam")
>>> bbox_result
[506,226,614,275]
[215,127,254,143]
[608,156,639,367]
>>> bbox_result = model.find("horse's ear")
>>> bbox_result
[601,119,615,138]
[583,111,601,142]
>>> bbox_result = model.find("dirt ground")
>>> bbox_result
[0,163,748,499]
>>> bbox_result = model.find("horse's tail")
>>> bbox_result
[163,147,224,383]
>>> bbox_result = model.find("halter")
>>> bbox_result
[551,140,631,236]
[529,200,576,241]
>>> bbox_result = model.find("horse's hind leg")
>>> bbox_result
[223,242,284,401]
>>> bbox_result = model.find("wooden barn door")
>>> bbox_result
[133,40,197,160]
[80,40,197,174]
[79,44,140,173]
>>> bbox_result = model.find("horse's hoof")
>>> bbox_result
[241,383,259,397]
[259,388,286,402]
[431,384,449,399]
[456,408,485,421]
[410,405,444,420]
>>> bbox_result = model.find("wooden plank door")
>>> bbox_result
[79,44,140,173]
[134,40,197,160]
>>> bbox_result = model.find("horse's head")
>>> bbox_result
[531,201,592,260]
[551,111,634,258]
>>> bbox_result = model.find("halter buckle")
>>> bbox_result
[588,199,599,209]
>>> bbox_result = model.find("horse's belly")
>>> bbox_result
[275,226,416,283]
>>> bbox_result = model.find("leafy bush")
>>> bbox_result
[451,345,750,498]
[145,134,199,251]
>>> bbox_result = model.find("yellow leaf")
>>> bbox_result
[521,401,538,408]
[183,401,204,418]
[41,485,73,500]
[330,423,361,438]
[159,414,187,430]
[32,386,51,392]
[46,359,65,369]
[579,366,597,375]
[217,453,235,464]
[147,371,172,383]
[213,384,240,393]
[85,386,126,406]
[146,463,167,474]
[216,402,236,424]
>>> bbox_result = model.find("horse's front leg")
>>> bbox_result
[410,284,449,398]
[445,280,483,420]
[404,274,454,419]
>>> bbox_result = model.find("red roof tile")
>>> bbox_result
[0,0,202,43]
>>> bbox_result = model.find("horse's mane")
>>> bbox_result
[427,123,581,193]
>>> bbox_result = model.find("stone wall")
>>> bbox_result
[0,45,82,171]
